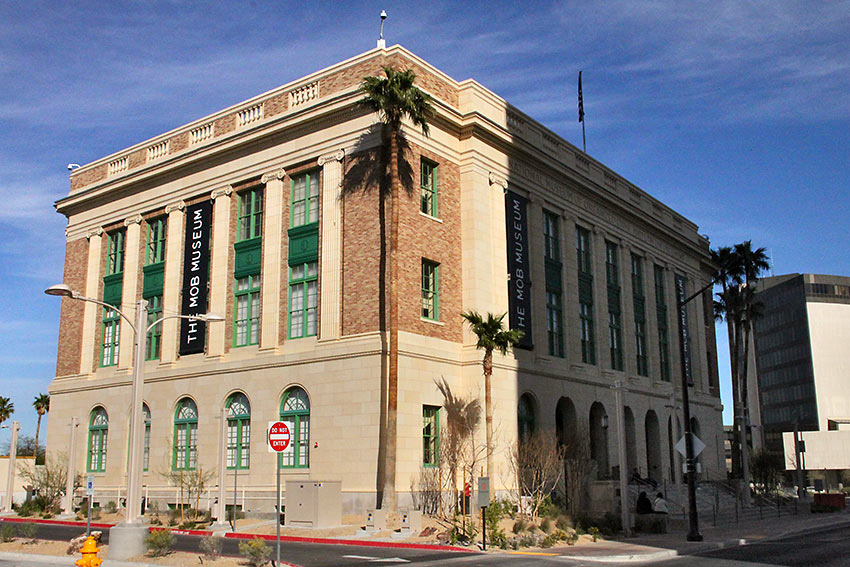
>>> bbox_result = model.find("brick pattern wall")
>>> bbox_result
[265,92,289,119]
[70,165,106,191]
[55,238,88,377]
[171,132,189,154]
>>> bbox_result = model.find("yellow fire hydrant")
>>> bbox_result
[75,536,102,567]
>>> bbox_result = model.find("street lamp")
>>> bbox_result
[2,421,20,512]
[45,283,223,558]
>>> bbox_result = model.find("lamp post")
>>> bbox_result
[2,421,20,512]
[45,283,223,556]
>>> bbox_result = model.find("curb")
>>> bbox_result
[558,549,678,563]
[222,530,476,553]
[0,516,115,530]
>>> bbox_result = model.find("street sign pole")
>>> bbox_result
[268,421,291,567]
[86,476,94,537]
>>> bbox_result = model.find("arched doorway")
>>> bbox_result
[645,410,662,482]
[589,402,609,479]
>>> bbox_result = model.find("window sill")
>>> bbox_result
[419,211,443,223]
[421,317,444,326]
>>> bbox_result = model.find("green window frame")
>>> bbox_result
[632,254,649,377]
[655,265,671,382]
[420,160,438,218]
[546,290,564,358]
[576,226,592,275]
[106,230,125,275]
[606,242,623,371]
[580,302,596,364]
[173,398,198,470]
[234,274,261,346]
[280,387,310,469]
[238,187,264,241]
[544,211,561,261]
[635,319,649,377]
[101,307,120,367]
[421,259,439,320]
[226,393,251,470]
[288,262,318,338]
[145,295,163,360]
[291,171,319,228]
[87,407,108,473]
[609,311,624,371]
[146,217,166,265]
[143,404,151,472]
[423,405,440,467]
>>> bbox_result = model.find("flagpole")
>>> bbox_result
[578,70,586,153]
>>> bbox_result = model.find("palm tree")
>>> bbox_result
[33,393,50,460]
[359,66,432,510]
[461,311,524,479]
[0,396,13,428]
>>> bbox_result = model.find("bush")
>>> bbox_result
[541,533,560,548]
[512,517,528,534]
[200,535,223,560]
[178,521,197,530]
[0,524,16,542]
[519,533,538,548]
[563,529,579,545]
[538,495,560,518]
[104,501,117,514]
[79,505,100,521]
[17,522,37,542]
[540,517,553,533]
[596,512,621,536]
[555,514,572,531]
[239,537,271,567]
[16,501,38,517]
[588,526,601,542]
[145,529,176,557]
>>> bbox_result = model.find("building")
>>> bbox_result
[748,274,850,484]
[46,45,723,516]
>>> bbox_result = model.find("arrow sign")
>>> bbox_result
[268,421,291,453]
[675,433,705,458]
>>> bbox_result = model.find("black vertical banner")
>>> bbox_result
[505,190,533,349]
[674,274,693,386]
[179,201,212,356]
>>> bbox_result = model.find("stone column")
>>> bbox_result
[260,168,285,351]
[160,201,185,366]
[318,150,344,340]
[488,173,509,311]
[644,254,661,384]
[620,243,636,378]
[80,228,103,374]
[591,227,608,369]
[118,214,143,369]
[208,186,233,359]
[563,214,583,364]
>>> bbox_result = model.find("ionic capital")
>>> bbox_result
[261,168,286,184]
[318,149,345,166]
[123,214,143,227]
[86,227,103,239]
[488,172,508,190]
[165,200,186,214]
[210,186,233,200]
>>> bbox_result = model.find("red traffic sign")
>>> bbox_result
[268,421,291,453]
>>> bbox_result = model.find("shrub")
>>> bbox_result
[0,524,16,542]
[200,535,223,560]
[104,501,117,514]
[178,520,197,530]
[563,529,579,545]
[17,522,37,542]
[16,501,38,517]
[538,495,560,518]
[540,517,553,533]
[541,533,559,548]
[145,529,175,557]
[555,514,572,531]
[239,537,271,567]
[519,533,538,548]
[588,526,601,542]
[512,517,528,534]
[596,512,621,536]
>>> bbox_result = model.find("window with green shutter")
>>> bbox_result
[280,388,310,469]
[238,188,263,241]
[145,295,163,360]
[421,260,439,320]
[226,393,251,470]
[146,217,166,265]
[234,275,261,346]
[290,171,319,228]
[420,160,438,218]
[423,405,440,467]
[288,262,318,338]
[87,407,108,473]
[173,398,198,470]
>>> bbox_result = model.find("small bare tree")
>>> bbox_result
[562,425,593,518]
[509,429,565,517]
[18,452,80,511]
[161,466,215,521]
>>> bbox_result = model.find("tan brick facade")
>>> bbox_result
[55,237,88,377]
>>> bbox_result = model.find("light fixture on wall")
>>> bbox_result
[601,415,609,429]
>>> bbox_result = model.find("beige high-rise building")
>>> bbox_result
[46,45,723,516]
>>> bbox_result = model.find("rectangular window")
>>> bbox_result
[576,226,592,275]
[145,295,163,360]
[546,291,564,358]
[234,274,261,346]
[238,187,264,241]
[288,262,318,338]
[420,160,438,217]
[655,265,671,382]
[106,230,125,275]
[101,307,120,367]
[146,217,166,265]
[544,211,561,261]
[227,419,251,469]
[291,171,319,228]
[606,241,623,371]
[632,254,648,376]
[423,405,440,467]
[421,259,439,320]
[580,302,595,364]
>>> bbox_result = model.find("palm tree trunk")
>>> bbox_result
[34,412,43,459]
[382,128,401,511]
[484,349,494,479]
[739,319,753,506]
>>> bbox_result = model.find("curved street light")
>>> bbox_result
[45,283,223,549]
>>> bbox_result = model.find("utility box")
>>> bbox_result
[400,510,422,533]
[365,509,387,530]
[285,481,342,528]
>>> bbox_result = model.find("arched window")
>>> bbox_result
[280,387,310,468]
[227,393,251,470]
[173,398,198,470]
[143,403,151,472]
[518,393,536,443]
[88,407,108,472]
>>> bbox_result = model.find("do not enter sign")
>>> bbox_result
[267,421,291,453]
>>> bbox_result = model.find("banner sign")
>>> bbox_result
[674,274,693,386]
[179,201,212,356]
[505,190,533,349]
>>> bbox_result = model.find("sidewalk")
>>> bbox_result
[553,506,850,562]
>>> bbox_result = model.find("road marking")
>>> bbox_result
[342,556,411,563]
[343,555,379,560]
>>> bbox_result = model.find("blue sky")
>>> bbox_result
[1,1,848,448]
